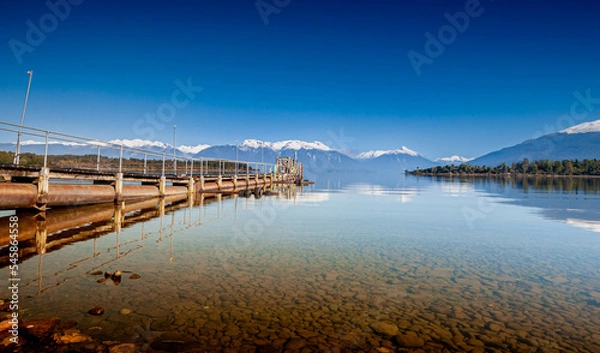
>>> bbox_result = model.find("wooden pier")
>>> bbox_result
[0,121,306,210]
[0,164,304,210]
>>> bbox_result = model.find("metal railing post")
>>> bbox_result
[14,71,33,165]
[190,159,194,177]
[144,153,147,174]
[162,154,165,177]
[43,130,49,168]
[96,146,101,171]
[119,145,123,173]
[173,153,177,176]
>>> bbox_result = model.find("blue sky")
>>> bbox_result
[1,0,600,160]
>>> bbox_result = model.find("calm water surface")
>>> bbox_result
[4,176,600,352]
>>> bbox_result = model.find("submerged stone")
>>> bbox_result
[22,317,60,340]
[88,307,105,316]
[0,299,10,312]
[150,319,171,331]
[53,329,91,344]
[370,322,399,336]
[150,333,197,351]
[394,332,425,348]
[285,338,306,350]
[109,343,137,353]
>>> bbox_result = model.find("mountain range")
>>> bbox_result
[469,120,600,166]
[2,119,599,178]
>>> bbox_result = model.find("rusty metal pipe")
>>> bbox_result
[47,184,115,207]
[164,186,187,196]
[221,181,234,190]
[0,184,37,209]
[201,182,219,192]
[121,185,160,200]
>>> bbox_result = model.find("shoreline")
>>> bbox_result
[406,172,600,179]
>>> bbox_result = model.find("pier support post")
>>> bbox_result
[114,173,123,202]
[114,201,124,233]
[217,175,223,191]
[199,175,205,192]
[233,175,238,190]
[187,177,194,196]
[159,176,166,197]
[35,216,48,256]
[36,167,50,210]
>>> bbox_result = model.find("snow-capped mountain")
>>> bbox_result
[561,120,600,134]
[240,139,331,152]
[109,139,211,154]
[435,155,473,164]
[353,147,437,171]
[175,144,211,154]
[470,119,600,166]
[356,146,419,159]
[109,139,170,149]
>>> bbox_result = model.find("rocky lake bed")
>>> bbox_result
[2,181,599,352]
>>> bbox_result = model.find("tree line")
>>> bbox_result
[407,159,600,176]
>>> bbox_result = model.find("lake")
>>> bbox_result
[2,175,600,352]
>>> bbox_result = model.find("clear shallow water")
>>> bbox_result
[4,176,600,352]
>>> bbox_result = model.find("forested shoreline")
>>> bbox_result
[407,159,600,176]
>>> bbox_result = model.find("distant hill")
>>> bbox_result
[470,120,600,166]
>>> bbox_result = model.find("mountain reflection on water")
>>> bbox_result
[464,176,600,233]
[0,177,599,352]
[316,173,600,234]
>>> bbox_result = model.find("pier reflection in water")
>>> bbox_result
[0,187,285,295]
[1,194,182,294]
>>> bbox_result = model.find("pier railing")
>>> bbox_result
[0,120,274,177]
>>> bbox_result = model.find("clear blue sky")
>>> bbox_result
[1,0,600,159]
